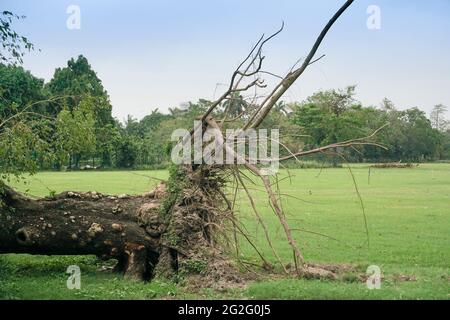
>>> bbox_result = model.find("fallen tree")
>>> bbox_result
[1,0,384,283]
[0,183,165,280]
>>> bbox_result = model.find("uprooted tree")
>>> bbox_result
[1,0,383,283]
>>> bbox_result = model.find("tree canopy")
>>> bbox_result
[1,55,449,177]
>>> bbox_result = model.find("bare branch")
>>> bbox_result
[261,124,389,162]
[244,0,355,129]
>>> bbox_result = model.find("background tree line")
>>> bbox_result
[1,55,449,175]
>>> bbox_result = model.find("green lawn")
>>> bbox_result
[1,164,449,299]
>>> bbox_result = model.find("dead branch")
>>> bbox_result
[244,0,355,130]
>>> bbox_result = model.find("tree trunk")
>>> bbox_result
[0,165,237,284]
[0,184,165,281]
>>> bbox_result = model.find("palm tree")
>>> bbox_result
[223,92,248,117]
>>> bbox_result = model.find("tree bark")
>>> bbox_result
[0,184,166,281]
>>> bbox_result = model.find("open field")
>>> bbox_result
[1,164,449,299]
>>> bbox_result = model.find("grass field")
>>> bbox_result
[1,164,449,299]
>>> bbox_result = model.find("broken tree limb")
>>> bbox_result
[244,0,355,130]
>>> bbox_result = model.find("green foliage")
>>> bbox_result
[55,97,97,167]
[0,63,55,178]
[0,64,46,116]
[291,88,445,162]
[46,55,111,114]
[45,55,117,167]
[158,165,186,218]
[179,259,207,275]
[164,232,181,247]
[114,132,138,168]
[1,48,449,179]
[292,87,367,147]
[0,120,53,179]
[281,160,342,169]
[177,259,208,283]
[222,92,248,117]
[430,104,448,132]
[440,130,450,159]
[0,11,35,65]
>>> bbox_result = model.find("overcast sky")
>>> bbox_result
[4,0,450,121]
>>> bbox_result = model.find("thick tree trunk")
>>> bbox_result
[0,166,237,284]
[0,184,166,281]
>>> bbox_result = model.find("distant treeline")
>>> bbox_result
[1,55,449,174]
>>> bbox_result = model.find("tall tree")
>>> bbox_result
[0,13,50,178]
[430,104,448,132]
[47,55,116,165]
[290,86,362,164]
[222,92,248,117]
[55,97,97,169]
[0,64,47,117]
